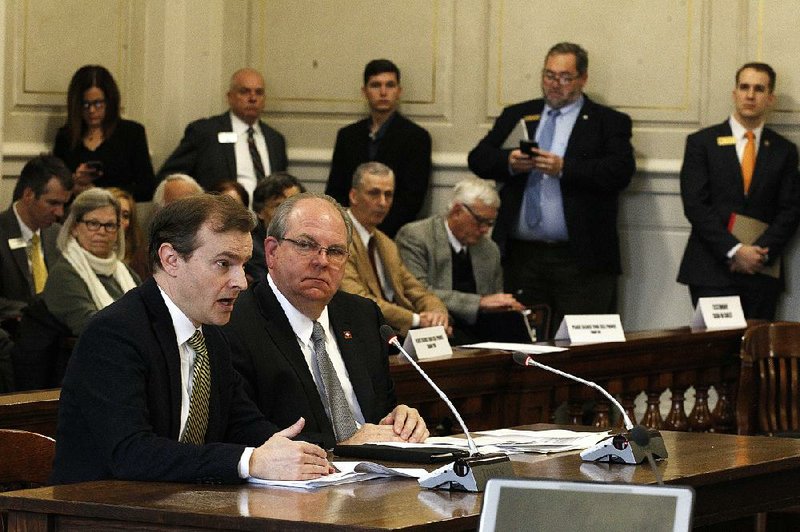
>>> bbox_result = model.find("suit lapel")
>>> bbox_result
[748,128,775,197]
[1,210,35,294]
[255,282,330,419]
[220,113,237,181]
[140,278,184,439]
[432,218,453,289]
[353,234,385,299]
[714,122,746,198]
[327,295,375,416]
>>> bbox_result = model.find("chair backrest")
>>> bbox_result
[0,429,55,489]
[737,321,800,435]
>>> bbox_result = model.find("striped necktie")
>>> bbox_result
[247,126,267,181]
[312,321,357,442]
[181,330,211,445]
[29,233,47,294]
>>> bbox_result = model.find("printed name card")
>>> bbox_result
[402,326,452,360]
[691,296,746,331]
[554,315,626,344]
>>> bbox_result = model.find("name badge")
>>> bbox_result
[691,296,746,331]
[523,114,541,122]
[402,326,452,360]
[716,135,736,146]
[555,314,626,344]
[217,132,238,144]
[7,237,27,250]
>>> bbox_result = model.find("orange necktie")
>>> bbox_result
[741,130,755,195]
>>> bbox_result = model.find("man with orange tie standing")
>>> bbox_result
[678,62,800,319]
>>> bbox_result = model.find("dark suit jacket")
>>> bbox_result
[677,120,800,288]
[325,112,432,237]
[158,112,287,190]
[225,280,396,449]
[0,207,60,318]
[467,96,635,274]
[52,277,278,485]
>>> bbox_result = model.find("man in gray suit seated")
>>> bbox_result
[396,178,523,343]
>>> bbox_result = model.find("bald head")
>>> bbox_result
[227,68,266,125]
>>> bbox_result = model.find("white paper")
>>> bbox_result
[554,314,625,344]
[460,342,567,354]
[248,461,427,490]
[691,296,746,331]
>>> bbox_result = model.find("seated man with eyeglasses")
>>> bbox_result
[396,178,524,344]
[224,191,428,449]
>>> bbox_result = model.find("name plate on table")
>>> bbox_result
[554,314,625,344]
[402,326,452,360]
[691,296,746,331]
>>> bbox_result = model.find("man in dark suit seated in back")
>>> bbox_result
[396,178,524,344]
[325,59,432,237]
[0,155,72,322]
[158,68,287,204]
[225,192,428,449]
[52,194,331,484]
[467,42,635,337]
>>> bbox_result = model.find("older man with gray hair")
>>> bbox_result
[396,178,523,342]
[152,173,203,208]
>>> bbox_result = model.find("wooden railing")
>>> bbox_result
[390,325,748,434]
[0,325,750,438]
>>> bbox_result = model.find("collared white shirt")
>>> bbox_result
[156,285,253,478]
[444,218,465,254]
[347,210,396,303]
[12,202,42,272]
[266,274,366,426]
[230,112,271,207]
[729,115,764,162]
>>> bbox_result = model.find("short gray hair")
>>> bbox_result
[152,173,203,207]
[57,188,125,256]
[447,178,500,211]
[351,162,394,190]
[267,192,352,245]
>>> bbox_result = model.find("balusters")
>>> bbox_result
[663,388,689,431]
[689,385,713,432]
[641,391,663,429]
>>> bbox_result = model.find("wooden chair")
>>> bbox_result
[737,321,800,436]
[0,428,55,490]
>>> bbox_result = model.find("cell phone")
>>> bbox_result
[85,160,104,174]
[519,139,538,156]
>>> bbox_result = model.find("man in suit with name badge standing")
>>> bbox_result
[678,62,800,319]
[468,42,635,335]
[158,68,288,203]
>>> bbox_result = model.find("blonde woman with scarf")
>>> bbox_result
[43,188,140,336]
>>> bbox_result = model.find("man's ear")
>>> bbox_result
[21,187,36,203]
[157,243,181,276]
[348,187,357,206]
[264,236,279,269]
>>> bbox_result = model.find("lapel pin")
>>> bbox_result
[343,331,353,339]
[582,114,589,120]
[764,140,770,147]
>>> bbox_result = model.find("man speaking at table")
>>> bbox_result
[52,194,331,484]
[225,192,428,449]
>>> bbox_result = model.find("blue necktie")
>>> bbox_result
[523,109,560,227]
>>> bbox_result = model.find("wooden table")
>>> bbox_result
[3,428,800,530]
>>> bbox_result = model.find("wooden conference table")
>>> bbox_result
[3,427,800,530]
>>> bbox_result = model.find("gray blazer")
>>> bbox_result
[0,207,60,318]
[396,216,503,324]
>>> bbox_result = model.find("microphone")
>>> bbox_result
[629,425,664,485]
[511,352,668,466]
[379,324,512,492]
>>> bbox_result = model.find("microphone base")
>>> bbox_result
[580,429,668,465]
[418,453,514,492]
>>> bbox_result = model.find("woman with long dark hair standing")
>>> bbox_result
[54,65,156,201]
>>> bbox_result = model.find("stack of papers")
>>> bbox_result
[374,428,609,455]
[248,461,427,490]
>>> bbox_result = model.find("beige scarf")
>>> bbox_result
[62,237,137,310]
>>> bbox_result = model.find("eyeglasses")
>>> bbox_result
[461,203,496,228]
[280,237,350,266]
[541,70,581,85]
[79,219,119,233]
[81,99,106,110]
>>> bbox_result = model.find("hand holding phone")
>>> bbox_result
[519,140,538,157]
